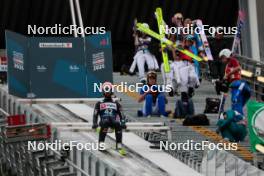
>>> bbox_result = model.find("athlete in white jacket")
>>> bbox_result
[161,48,200,96]
[129,23,159,83]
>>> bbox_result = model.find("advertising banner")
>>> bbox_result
[5,31,113,98]
[5,30,30,97]
[29,37,87,98]
[85,32,113,97]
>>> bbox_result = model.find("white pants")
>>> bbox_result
[161,61,185,92]
[161,61,173,86]
[162,61,200,93]
[129,50,159,80]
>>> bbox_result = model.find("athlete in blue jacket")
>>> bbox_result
[137,71,168,117]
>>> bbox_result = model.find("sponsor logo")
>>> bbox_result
[69,65,80,72]
[36,65,47,72]
[100,38,109,46]
[92,52,105,71]
[100,103,117,110]
[13,51,24,70]
[39,42,72,48]
[252,107,264,142]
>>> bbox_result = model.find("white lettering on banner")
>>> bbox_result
[92,52,105,71]
[13,51,24,71]
[27,24,106,35]
[39,43,72,48]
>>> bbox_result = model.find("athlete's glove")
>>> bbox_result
[92,124,98,129]
[120,119,127,129]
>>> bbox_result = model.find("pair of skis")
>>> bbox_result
[136,14,204,66]
[194,19,214,61]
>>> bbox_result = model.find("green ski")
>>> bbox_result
[136,23,204,62]
[155,7,170,73]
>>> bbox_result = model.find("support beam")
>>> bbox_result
[74,0,85,37]
[248,0,260,61]
[69,0,78,37]
[17,98,120,104]
[56,126,170,132]
[51,122,164,127]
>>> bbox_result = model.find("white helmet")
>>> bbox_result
[142,23,149,29]
[219,49,232,58]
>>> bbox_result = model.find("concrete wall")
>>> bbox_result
[256,0,264,62]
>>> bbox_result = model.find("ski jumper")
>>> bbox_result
[93,97,125,143]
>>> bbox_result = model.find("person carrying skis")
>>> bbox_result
[92,82,126,152]
[129,23,159,84]
[183,34,203,81]
[137,71,169,117]
[172,46,199,118]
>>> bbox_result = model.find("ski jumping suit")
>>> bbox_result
[217,109,247,142]
[230,80,251,115]
[129,37,159,81]
[140,85,167,116]
[93,97,125,143]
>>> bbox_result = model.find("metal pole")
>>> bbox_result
[74,0,85,38]
[69,0,78,37]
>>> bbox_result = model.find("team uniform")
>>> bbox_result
[223,56,250,115]
[93,97,125,147]
[161,57,200,95]
[224,57,241,83]
[217,109,247,142]
[230,80,251,115]
[129,30,159,82]
[92,82,126,150]
[137,71,168,117]
[139,85,167,117]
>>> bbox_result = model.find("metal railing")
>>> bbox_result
[0,88,120,176]
[201,148,264,176]
[236,55,264,101]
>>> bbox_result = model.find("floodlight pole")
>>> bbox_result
[69,0,78,37]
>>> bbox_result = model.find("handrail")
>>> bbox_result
[48,147,91,176]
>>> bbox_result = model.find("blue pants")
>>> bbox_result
[143,93,166,116]
[230,81,251,115]
[193,60,200,79]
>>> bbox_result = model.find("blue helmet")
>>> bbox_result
[185,34,194,41]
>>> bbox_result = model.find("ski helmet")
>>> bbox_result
[185,34,194,41]
[102,81,113,97]
[219,49,232,58]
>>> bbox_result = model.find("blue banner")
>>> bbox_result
[5,30,113,98]
[6,31,30,97]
